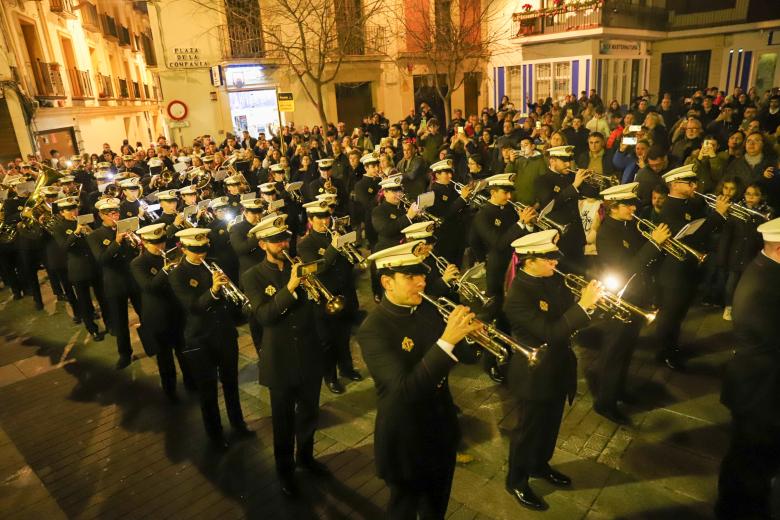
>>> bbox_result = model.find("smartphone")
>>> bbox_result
[566,109,573,117]
[535,121,542,129]
[628,125,643,133]
[457,126,464,134]
[623,136,638,146]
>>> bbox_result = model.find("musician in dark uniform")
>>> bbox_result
[130,223,194,402]
[152,189,184,249]
[654,164,729,369]
[169,227,252,450]
[44,189,79,321]
[357,241,482,519]
[298,200,362,395]
[86,198,143,369]
[717,217,780,519]
[354,153,382,249]
[402,221,460,300]
[593,182,671,424]
[68,156,97,194]
[533,145,600,274]
[223,174,245,209]
[304,159,349,217]
[0,178,24,299]
[118,177,150,223]
[206,197,239,283]
[470,173,535,382]
[52,196,106,341]
[16,184,52,310]
[241,214,327,497]
[260,181,302,256]
[427,159,472,266]
[503,230,603,511]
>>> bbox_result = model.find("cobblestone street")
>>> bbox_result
[0,269,732,519]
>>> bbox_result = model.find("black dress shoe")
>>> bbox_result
[165,391,180,404]
[341,369,363,381]
[56,294,67,302]
[208,435,230,452]
[506,483,548,511]
[115,355,132,369]
[373,295,382,304]
[488,366,505,384]
[326,380,345,394]
[90,330,105,342]
[34,301,44,311]
[594,405,632,426]
[663,355,684,371]
[72,316,82,325]
[531,467,572,487]
[12,292,22,300]
[298,458,331,477]
[279,473,298,497]
[233,424,256,438]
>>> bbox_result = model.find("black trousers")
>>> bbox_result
[269,377,321,476]
[183,335,245,439]
[149,327,194,396]
[18,247,43,305]
[595,319,642,408]
[0,246,22,294]
[315,312,355,381]
[716,415,780,519]
[655,280,698,356]
[506,397,566,488]
[73,281,100,333]
[248,315,263,355]
[106,288,142,358]
[52,267,78,316]
[387,465,456,520]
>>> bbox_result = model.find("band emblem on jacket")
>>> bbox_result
[539,300,549,312]
[189,279,198,287]
[401,337,414,352]
[265,285,277,296]
[494,219,501,227]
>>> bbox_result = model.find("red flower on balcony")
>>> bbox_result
[552,0,563,6]
[522,3,532,11]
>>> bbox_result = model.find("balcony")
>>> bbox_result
[140,33,157,66]
[67,69,94,99]
[50,0,76,18]
[101,14,119,40]
[119,25,131,47]
[80,1,100,32]
[132,81,140,99]
[143,83,150,99]
[512,0,668,39]
[133,1,148,14]
[31,61,66,98]
[96,73,115,98]
[339,25,388,56]
[118,78,130,99]
[220,22,265,59]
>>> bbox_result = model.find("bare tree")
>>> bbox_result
[392,0,510,125]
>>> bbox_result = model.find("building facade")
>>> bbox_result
[0,0,164,163]
[489,0,780,111]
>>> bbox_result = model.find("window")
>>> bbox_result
[506,66,522,107]
[534,63,552,101]
[552,61,570,100]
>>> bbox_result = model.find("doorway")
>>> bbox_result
[335,82,373,131]
[463,72,480,117]
[413,74,448,123]
[36,127,78,159]
[659,50,711,102]
[0,100,21,164]
[227,89,280,138]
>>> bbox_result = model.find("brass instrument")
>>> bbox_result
[326,222,368,269]
[103,184,120,199]
[282,251,344,314]
[453,180,490,207]
[633,214,707,264]
[553,268,657,324]
[139,199,160,220]
[399,195,443,226]
[161,246,183,273]
[0,223,17,244]
[564,168,619,189]
[201,258,251,309]
[124,230,143,249]
[19,163,63,235]
[427,251,492,306]
[694,191,770,222]
[419,292,546,366]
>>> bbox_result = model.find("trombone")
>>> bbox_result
[427,250,492,306]
[553,268,657,324]
[419,292,546,366]
[201,258,251,309]
[282,251,345,314]
[694,191,771,222]
[633,214,707,264]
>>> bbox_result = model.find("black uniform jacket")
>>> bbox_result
[372,200,412,252]
[169,259,240,347]
[241,258,322,388]
[208,219,240,283]
[297,230,358,313]
[657,195,725,285]
[353,175,381,226]
[86,225,138,297]
[596,215,663,305]
[153,212,181,250]
[721,253,780,415]
[471,202,528,294]
[230,219,264,277]
[52,218,98,283]
[357,297,474,482]
[504,270,590,402]
[130,250,182,333]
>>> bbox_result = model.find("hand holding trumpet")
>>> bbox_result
[440,305,484,345]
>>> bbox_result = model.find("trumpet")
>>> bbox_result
[139,199,159,220]
[399,196,442,226]
[694,191,770,222]
[282,251,345,314]
[201,258,251,309]
[419,293,546,366]
[161,246,182,273]
[553,268,657,324]
[633,214,707,264]
[453,180,489,207]
[564,168,619,189]
[326,227,368,269]
[427,251,493,306]
[123,230,143,249]
[508,200,570,234]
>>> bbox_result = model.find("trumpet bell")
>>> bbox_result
[325,296,345,315]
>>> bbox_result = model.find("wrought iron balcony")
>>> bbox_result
[118,78,130,99]
[80,1,100,32]
[101,14,119,40]
[339,25,388,56]
[68,68,94,98]
[32,61,66,98]
[220,23,265,59]
[119,26,132,47]
[50,0,76,17]
[96,73,114,98]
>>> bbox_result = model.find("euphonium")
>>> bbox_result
[553,268,657,324]
[282,251,344,314]
[201,258,251,309]
[419,293,546,366]
[632,214,707,264]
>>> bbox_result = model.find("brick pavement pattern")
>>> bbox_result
[0,268,733,519]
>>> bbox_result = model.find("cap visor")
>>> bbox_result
[388,262,431,276]
[265,230,292,243]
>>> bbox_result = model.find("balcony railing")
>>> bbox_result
[512,0,668,38]
[67,68,94,98]
[140,33,157,66]
[80,1,100,32]
[118,78,129,98]
[50,0,76,17]
[32,61,66,98]
[96,73,114,98]
[132,81,140,99]
[339,24,388,55]
[220,22,265,59]
[133,1,148,14]
[101,14,119,40]
[119,25,131,47]
[143,83,150,99]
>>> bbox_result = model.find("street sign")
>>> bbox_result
[210,65,223,87]
[168,120,190,128]
[277,92,294,112]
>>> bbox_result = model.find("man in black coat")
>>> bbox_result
[426,159,472,266]
[716,218,780,519]
[240,213,327,497]
[653,165,729,369]
[593,183,670,423]
[130,223,194,401]
[86,197,144,369]
[357,241,481,519]
[298,201,362,395]
[503,230,603,511]
[304,158,349,216]
[169,227,252,450]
